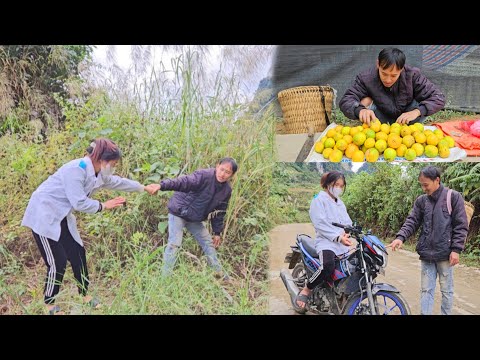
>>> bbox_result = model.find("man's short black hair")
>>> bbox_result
[378,48,406,70]
[419,166,442,181]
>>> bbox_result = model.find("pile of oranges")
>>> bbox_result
[314,120,455,162]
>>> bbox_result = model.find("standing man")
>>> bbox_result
[388,166,469,315]
[149,158,237,280]
[339,47,445,125]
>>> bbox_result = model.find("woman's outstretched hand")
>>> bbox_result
[144,184,161,195]
[103,197,126,210]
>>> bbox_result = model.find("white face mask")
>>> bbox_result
[100,163,115,177]
[329,186,343,199]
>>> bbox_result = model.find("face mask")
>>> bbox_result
[329,186,342,198]
[100,163,115,177]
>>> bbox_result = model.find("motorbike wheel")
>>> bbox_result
[343,291,411,315]
[292,263,306,288]
[291,263,307,314]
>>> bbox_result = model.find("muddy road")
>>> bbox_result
[269,223,480,315]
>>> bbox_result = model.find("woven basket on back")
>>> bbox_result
[277,85,334,134]
[466,201,475,226]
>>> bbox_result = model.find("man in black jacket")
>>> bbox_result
[150,158,237,278]
[388,166,469,315]
[339,48,445,125]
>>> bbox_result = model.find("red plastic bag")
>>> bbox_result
[461,119,480,137]
[471,121,480,138]
[461,120,475,132]
[433,120,480,155]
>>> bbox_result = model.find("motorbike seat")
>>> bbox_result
[297,234,318,259]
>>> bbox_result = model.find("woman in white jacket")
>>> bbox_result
[295,171,353,309]
[22,138,158,314]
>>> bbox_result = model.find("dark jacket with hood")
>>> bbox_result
[395,184,469,262]
[160,168,232,235]
[339,65,445,121]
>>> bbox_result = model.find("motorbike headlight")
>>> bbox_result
[372,244,388,269]
[382,252,388,269]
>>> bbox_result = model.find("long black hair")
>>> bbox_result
[218,157,238,174]
[86,138,122,163]
[320,171,346,193]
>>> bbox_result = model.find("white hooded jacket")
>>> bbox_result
[22,156,143,246]
[309,190,352,256]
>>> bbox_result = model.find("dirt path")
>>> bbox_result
[269,223,480,315]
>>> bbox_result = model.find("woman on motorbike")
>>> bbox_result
[296,171,353,308]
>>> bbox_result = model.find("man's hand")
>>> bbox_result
[386,239,403,251]
[450,251,460,266]
[213,235,222,248]
[144,184,161,195]
[396,109,421,125]
[359,109,376,126]
[103,196,126,210]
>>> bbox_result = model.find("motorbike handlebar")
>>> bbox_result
[332,222,362,235]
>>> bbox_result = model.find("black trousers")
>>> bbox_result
[33,218,89,304]
[306,250,335,290]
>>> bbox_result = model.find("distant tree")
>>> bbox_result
[357,162,375,174]
[256,77,272,92]
[0,45,94,134]
[248,76,276,115]
[316,162,354,175]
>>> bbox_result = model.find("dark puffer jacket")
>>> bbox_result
[396,185,469,262]
[160,168,232,235]
[339,65,445,121]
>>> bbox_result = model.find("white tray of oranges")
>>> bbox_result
[306,120,468,163]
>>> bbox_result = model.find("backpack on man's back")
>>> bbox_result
[446,188,475,227]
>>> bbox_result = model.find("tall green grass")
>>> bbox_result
[0,46,276,314]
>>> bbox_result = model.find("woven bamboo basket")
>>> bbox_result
[277,85,334,134]
[466,201,475,225]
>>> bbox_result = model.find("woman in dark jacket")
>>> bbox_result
[149,158,237,279]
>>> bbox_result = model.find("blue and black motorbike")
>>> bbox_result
[280,222,411,315]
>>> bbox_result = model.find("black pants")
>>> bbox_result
[33,218,89,304]
[306,250,335,290]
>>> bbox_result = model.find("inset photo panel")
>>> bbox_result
[1,45,279,315]
[269,162,479,315]
[272,45,480,163]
